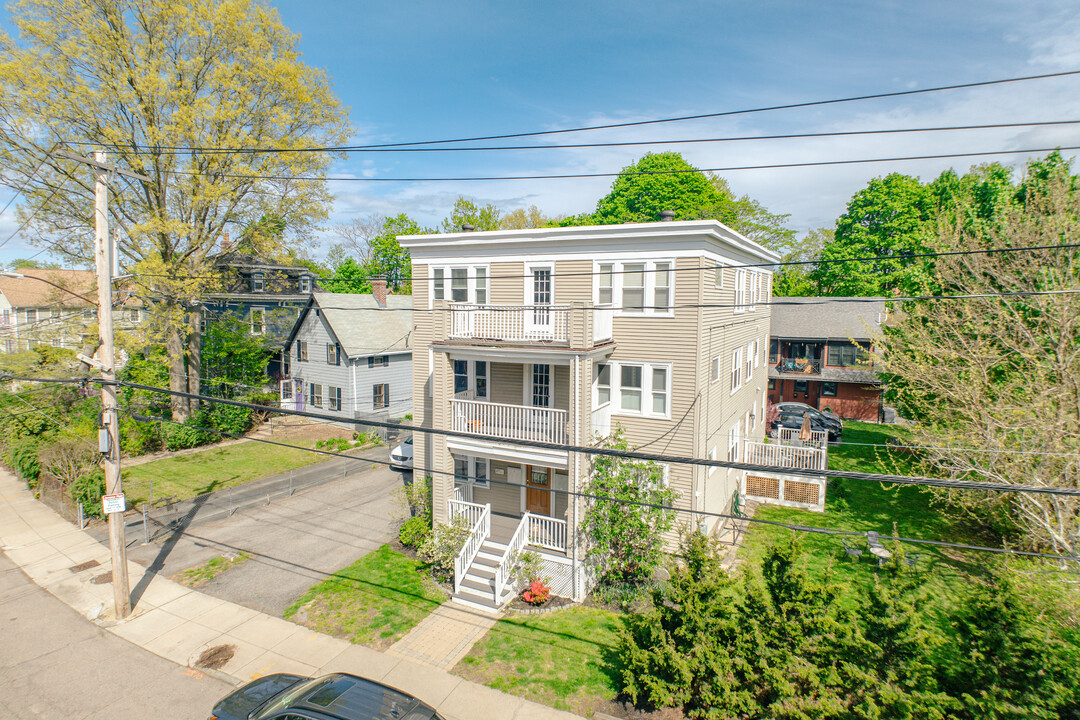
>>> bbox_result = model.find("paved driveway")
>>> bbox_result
[1,553,233,720]
[118,457,409,616]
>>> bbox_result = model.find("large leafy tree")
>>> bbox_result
[322,213,426,293]
[811,173,936,296]
[0,0,349,420]
[440,197,501,233]
[592,152,736,225]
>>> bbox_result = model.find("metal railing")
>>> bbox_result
[493,512,531,604]
[452,397,568,444]
[528,514,568,552]
[450,499,490,594]
[449,303,570,343]
[744,440,827,471]
[774,357,822,374]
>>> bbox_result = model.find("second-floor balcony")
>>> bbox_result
[452,395,568,445]
[774,356,821,375]
[441,301,613,348]
[744,440,827,472]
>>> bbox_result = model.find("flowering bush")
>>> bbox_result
[521,578,551,606]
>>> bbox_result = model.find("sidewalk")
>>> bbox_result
[0,469,581,720]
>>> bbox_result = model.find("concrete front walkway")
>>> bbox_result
[0,469,580,720]
[388,601,500,670]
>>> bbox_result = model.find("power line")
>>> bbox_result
[10,373,1078,498]
[63,69,1080,151]
[134,144,1080,183]
[831,439,1080,458]
[124,408,1079,564]
[69,119,1080,156]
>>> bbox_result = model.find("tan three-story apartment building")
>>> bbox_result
[401,219,779,610]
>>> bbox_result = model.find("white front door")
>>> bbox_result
[525,266,553,339]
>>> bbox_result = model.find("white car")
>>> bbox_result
[389,437,413,470]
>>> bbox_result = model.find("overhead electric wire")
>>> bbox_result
[8,373,1078,498]
[831,439,1080,458]
[69,119,1080,156]
[61,69,1080,152]
[125,408,1079,564]
[127,144,1080,183]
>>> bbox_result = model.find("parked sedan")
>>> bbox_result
[774,402,843,440]
[389,437,413,470]
[209,672,445,720]
[769,410,833,441]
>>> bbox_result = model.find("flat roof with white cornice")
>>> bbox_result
[398,219,781,265]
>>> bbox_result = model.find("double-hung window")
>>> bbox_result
[328,386,342,411]
[24,308,36,324]
[309,383,323,408]
[299,275,311,292]
[728,425,740,461]
[454,456,490,489]
[595,363,611,406]
[433,268,445,300]
[748,272,758,311]
[744,343,753,383]
[252,273,264,292]
[373,383,389,409]
[453,359,469,395]
[609,360,672,418]
[281,379,292,400]
[731,347,743,393]
[711,355,721,383]
[296,340,308,362]
[475,361,487,399]
[598,259,676,315]
[450,268,468,302]
[250,308,265,335]
[474,268,487,304]
[733,269,747,312]
[430,265,490,306]
[327,343,339,365]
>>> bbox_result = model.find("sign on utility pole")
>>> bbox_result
[57,148,149,619]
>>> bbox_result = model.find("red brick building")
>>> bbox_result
[767,297,888,422]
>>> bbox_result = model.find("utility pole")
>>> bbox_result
[92,150,129,619]
[57,149,148,619]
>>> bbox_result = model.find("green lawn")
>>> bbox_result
[739,421,984,611]
[121,439,335,506]
[455,607,623,716]
[284,545,447,650]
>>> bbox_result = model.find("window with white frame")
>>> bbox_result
[328,386,342,411]
[309,383,323,408]
[609,361,671,418]
[760,273,770,303]
[252,272,264,292]
[452,359,487,398]
[733,268,747,312]
[430,265,489,306]
[728,425,740,461]
[475,360,487,399]
[296,340,308,362]
[595,363,611,406]
[281,379,292,400]
[751,339,759,368]
[745,409,752,437]
[596,259,676,314]
[24,308,36,323]
[711,355,720,383]
[751,400,758,432]
[250,308,265,335]
[744,342,753,383]
[327,343,339,365]
[731,346,743,393]
[299,275,311,293]
[453,456,490,488]
[748,272,758,311]
[714,264,725,289]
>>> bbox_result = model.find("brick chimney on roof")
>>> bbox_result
[371,275,388,307]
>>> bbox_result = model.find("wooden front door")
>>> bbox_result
[525,465,551,516]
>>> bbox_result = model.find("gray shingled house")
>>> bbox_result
[280,283,413,425]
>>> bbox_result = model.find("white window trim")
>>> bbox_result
[733,268,747,313]
[607,359,672,420]
[429,264,491,308]
[751,339,760,368]
[728,425,740,462]
[523,362,554,408]
[594,362,612,408]
[596,259,677,317]
[453,455,490,489]
[250,307,266,335]
[730,347,743,395]
[711,355,721,383]
[524,262,554,307]
[745,342,753,384]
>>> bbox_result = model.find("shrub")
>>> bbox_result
[161,416,214,450]
[399,514,432,548]
[208,403,253,435]
[68,468,106,518]
[511,549,544,589]
[522,578,551,606]
[120,415,160,456]
[417,515,472,582]
[7,438,42,485]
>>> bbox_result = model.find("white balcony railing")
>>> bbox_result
[777,427,829,449]
[744,440,827,472]
[449,499,490,594]
[528,514,568,552]
[452,398,568,445]
[449,304,569,343]
[593,306,613,343]
[494,512,532,604]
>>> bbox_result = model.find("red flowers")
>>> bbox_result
[521,578,551,606]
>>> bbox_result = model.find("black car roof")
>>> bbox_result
[289,674,433,720]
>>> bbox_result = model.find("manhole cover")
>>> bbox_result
[70,560,100,573]
[195,644,235,670]
[91,572,112,585]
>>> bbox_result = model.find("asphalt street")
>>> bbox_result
[116,452,409,616]
[0,552,233,720]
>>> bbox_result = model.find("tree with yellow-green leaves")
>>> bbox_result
[0,0,350,420]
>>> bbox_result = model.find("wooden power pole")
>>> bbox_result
[58,148,149,619]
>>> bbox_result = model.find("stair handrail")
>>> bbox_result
[493,512,531,604]
[452,502,490,594]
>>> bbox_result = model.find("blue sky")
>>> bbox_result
[3,0,1080,263]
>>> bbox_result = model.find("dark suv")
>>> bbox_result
[209,673,445,720]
